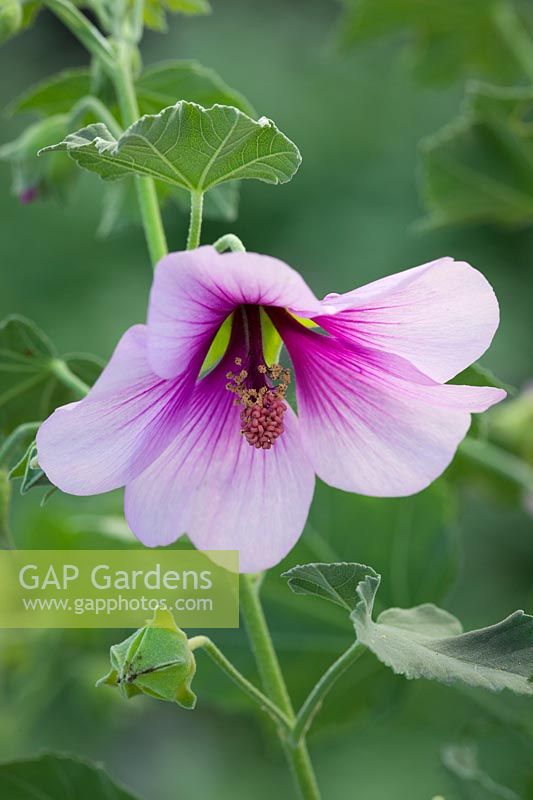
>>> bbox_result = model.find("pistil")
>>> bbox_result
[225,307,291,450]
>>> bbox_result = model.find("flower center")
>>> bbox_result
[224,306,291,450]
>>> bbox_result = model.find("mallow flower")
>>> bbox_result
[37,248,505,572]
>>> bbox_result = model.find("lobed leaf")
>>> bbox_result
[40,101,301,194]
[0,315,102,437]
[284,561,533,695]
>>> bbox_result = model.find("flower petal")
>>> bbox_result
[124,355,316,573]
[276,315,506,497]
[37,326,191,495]
[314,258,500,383]
[147,246,321,379]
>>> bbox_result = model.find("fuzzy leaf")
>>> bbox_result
[7,67,92,117]
[352,568,533,694]
[0,753,142,799]
[40,101,301,194]
[285,562,533,695]
[135,60,254,117]
[418,81,533,229]
[282,562,378,612]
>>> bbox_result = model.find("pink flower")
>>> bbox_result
[37,248,505,572]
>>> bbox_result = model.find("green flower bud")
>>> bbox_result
[0,0,22,45]
[97,609,197,709]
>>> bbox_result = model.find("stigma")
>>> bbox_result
[226,358,291,449]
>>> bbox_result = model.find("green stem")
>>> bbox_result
[460,437,533,492]
[44,0,115,72]
[493,1,533,83]
[213,233,246,253]
[239,575,321,800]
[290,642,363,747]
[187,192,204,250]
[50,359,90,399]
[188,636,292,731]
[112,43,168,265]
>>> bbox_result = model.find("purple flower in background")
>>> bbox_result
[19,186,39,204]
[37,248,505,572]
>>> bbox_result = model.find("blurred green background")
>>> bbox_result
[0,1,532,798]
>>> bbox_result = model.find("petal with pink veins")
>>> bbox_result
[37,326,192,495]
[275,314,506,497]
[147,246,321,379]
[124,354,316,573]
[314,258,500,383]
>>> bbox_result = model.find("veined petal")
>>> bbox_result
[147,246,321,379]
[275,315,505,497]
[37,326,191,495]
[314,258,500,383]
[124,354,316,573]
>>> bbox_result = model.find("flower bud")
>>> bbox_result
[97,608,197,709]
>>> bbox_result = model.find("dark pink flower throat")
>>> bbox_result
[225,306,291,450]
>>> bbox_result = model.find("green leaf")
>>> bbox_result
[135,60,255,117]
[7,67,92,117]
[8,440,52,496]
[0,753,143,799]
[418,81,533,229]
[0,113,75,201]
[40,101,302,195]
[285,561,533,694]
[282,562,378,612]
[142,0,211,30]
[350,566,533,695]
[337,0,528,86]
[0,315,102,437]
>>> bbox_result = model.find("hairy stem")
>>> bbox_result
[188,636,292,731]
[187,191,204,250]
[213,233,246,253]
[239,575,322,800]
[112,43,168,265]
[46,2,168,264]
[290,642,363,746]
